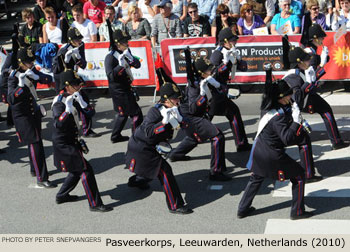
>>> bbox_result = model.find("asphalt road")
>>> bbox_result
[1,90,350,234]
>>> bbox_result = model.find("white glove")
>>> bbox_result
[72,91,87,108]
[171,106,183,122]
[320,46,328,66]
[118,54,127,68]
[160,107,172,125]
[223,47,237,64]
[230,46,241,60]
[291,102,301,124]
[122,49,133,62]
[18,73,26,87]
[205,76,221,88]
[305,66,316,83]
[64,95,74,114]
[64,49,74,63]
[25,69,39,80]
[72,47,81,60]
[199,79,208,96]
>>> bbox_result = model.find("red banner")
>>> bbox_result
[322,32,350,80]
[160,33,346,84]
[37,40,156,89]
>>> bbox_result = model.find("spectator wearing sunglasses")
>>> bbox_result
[301,0,327,35]
[237,3,265,35]
[271,0,301,34]
[211,3,238,40]
[191,0,218,23]
[183,2,211,37]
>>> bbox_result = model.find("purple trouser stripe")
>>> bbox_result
[232,116,243,145]
[160,169,176,210]
[324,112,339,144]
[213,136,219,173]
[30,144,42,182]
[296,176,304,216]
[302,145,312,178]
[81,172,96,207]
[80,112,88,135]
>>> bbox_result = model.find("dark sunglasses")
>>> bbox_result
[246,9,252,13]
[220,11,229,15]
[311,7,320,11]
[188,10,198,14]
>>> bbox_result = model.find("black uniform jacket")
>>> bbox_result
[52,92,90,172]
[52,42,87,74]
[209,48,238,116]
[246,106,305,180]
[104,49,141,115]
[179,81,219,142]
[283,69,313,109]
[7,68,52,144]
[1,54,12,104]
[125,104,176,179]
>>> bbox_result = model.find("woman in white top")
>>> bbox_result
[117,0,136,24]
[42,7,62,44]
[72,5,97,42]
[332,0,350,31]
[138,0,160,25]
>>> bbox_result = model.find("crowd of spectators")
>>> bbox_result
[17,0,349,48]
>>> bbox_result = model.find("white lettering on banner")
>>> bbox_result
[249,48,283,56]
[168,43,216,78]
[77,47,149,81]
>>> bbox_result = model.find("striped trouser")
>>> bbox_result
[56,160,103,208]
[28,140,48,182]
[157,159,185,211]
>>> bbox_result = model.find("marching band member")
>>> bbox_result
[52,69,112,212]
[169,50,231,181]
[282,46,323,183]
[301,24,347,150]
[104,29,143,143]
[52,27,100,138]
[210,27,252,152]
[7,47,56,188]
[125,82,193,214]
[237,79,313,220]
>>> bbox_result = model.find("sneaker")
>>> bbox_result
[169,206,193,215]
[237,207,256,219]
[209,172,232,181]
[290,211,314,220]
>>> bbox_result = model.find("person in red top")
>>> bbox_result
[83,0,106,28]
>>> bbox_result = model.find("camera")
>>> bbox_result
[79,139,89,154]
